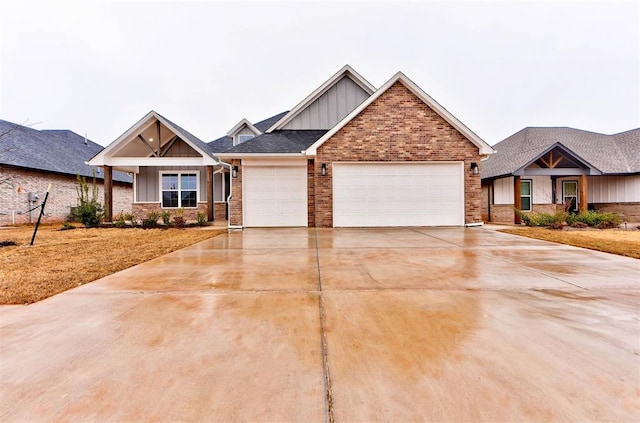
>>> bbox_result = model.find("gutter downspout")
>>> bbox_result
[465,222,484,227]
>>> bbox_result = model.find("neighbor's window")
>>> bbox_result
[520,180,532,212]
[161,172,198,208]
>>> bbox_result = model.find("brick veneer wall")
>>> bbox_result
[214,202,227,221]
[0,166,132,226]
[314,81,483,227]
[229,159,243,226]
[132,202,208,221]
[307,159,315,227]
[592,203,640,222]
[490,203,565,224]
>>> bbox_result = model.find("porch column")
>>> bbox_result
[579,174,588,213]
[206,165,214,222]
[513,175,521,224]
[104,165,113,222]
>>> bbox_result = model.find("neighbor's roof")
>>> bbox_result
[482,127,640,179]
[0,119,132,183]
[217,130,327,156]
[208,111,288,153]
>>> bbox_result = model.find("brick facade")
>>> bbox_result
[229,159,243,226]
[592,203,640,222]
[214,202,227,221]
[132,202,208,221]
[0,166,132,226]
[314,81,482,227]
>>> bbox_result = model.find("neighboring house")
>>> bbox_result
[481,127,640,223]
[90,65,495,227]
[0,119,132,225]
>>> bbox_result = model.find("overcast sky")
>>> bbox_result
[1,0,638,146]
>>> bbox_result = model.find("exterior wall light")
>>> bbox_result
[470,162,479,175]
[321,163,327,176]
[232,166,238,178]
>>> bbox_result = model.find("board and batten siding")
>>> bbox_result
[135,166,208,203]
[589,175,640,202]
[282,76,370,130]
[493,176,552,205]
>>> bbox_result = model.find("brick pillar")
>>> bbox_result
[104,165,113,222]
[229,159,243,226]
[513,175,521,224]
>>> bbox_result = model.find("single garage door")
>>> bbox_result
[243,164,308,227]
[333,162,464,227]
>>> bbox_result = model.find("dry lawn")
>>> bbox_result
[499,227,640,259]
[0,224,225,304]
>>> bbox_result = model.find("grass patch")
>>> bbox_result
[499,227,640,259]
[0,225,225,304]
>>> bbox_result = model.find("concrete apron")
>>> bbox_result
[1,227,639,422]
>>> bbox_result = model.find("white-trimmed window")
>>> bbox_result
[160,171,199,208]
[237,134,254,144]
[520,180,532,212]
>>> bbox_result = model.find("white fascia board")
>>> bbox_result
[104,157,217,167]
[306,72,495,156]
[88,111,158,165]
[153,114,219,162]
[226,118,261,136]
[266,65,376,133]
[217,152,306,159]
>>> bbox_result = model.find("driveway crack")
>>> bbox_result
[314,228,334,423]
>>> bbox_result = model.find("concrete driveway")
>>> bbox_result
[1,227,638,421]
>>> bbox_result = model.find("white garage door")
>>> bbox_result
[333,162,464,227]
[243,165,308,227]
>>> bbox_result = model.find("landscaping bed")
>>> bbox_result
[499,226,640,259]
[0,224,225,304]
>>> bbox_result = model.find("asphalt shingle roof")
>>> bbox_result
[482,127,640,179]
[223,130,327,154]
[0,119,132,183]
[208,111,288,153]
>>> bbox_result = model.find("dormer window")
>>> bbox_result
[238,134,254,144]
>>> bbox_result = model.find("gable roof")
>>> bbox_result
[266,65,376,132]
[226,118,260,137]
[208,111,288,154]
[89,110,219,166]
[305,71,495,156]
[0,119,132,183]
[482,127,640,179]
[217,130,327,156]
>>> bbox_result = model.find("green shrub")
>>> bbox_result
[161,210,172,226]
[173,208,185,228]
[123,212,137,226]
[517,210,567,228]
[60,221,76,231]
[569,210,622,228]
[196,211,207,226]
[72,173,103,227]
[113,211,127,228]
[141,211,160,229]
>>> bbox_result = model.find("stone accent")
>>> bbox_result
[0,166,132,226]
[229,159,243,226]
[132,202,207,222]
[314,81,482,227]
[591,202,640,222]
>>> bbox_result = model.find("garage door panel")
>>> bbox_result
[333,162,464,227]
[244,166,307,227]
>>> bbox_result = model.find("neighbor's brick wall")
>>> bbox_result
[0,166,132,226]
[591,202,640,222]
[229,159,243,226]
[314,81,483,227]
[132,202,208,221]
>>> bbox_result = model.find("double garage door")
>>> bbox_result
[242,161,464,227]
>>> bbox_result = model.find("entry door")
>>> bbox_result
[562,181,578,212]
